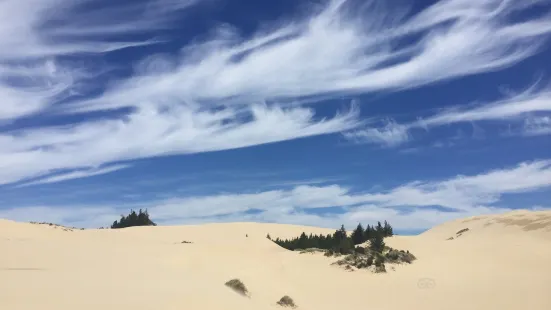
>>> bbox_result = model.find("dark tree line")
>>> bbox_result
[111,209,157,229]
[272,221,393,254]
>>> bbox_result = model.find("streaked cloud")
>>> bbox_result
[523,116,551,136]
[0,104,360,185]
[343,119,410,147]
[0,0,198,120]
[63,0,551,113]
[418,87,551,128]
[2,159,550,229]
[1,0,551,185]
[346,85,551,146]
[15,164,131,187]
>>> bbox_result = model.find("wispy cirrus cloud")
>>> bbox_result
[0,0,199,120]
[417,86,551,128]
[343,119,410,147]
[0,104,360,185]
[15,164,131,187]
[346,84,551,146]
[2,159,550,229]
[63,0,551,114]
[523,116,551,136]
[2,0,551,186]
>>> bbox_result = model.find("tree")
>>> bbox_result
[383,220,393,237]
[297,232,308,249]
[271,221,394,256]
[364,224,373,241]
[333,224,347,241]
[337,236,354,254]
[376,221,383,234]
[351,223,365,245]
[370,231,385,253]
[111,209,157,229]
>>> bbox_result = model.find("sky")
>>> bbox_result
[1,0,551,234]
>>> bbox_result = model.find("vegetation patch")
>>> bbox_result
[372,264,387,273]
[273,221,392,255]
[447,227,470,240]
[29,222,81,231]
[225,279,249,297]
[385,248,416,264]
[270,221,413,273]
[298,248,326,254]
[111,209,156,229]
[277,295,297,308]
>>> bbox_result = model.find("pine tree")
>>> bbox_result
[376,221,383,234]
[297,232,308,249]
[270,221,394,255]
[338,236,354,254]
[129,209,138,223]
[370,231,385,253]
[351,223,365,245]
[111,209,157,229]
[383,220,393,237]
[364,225,373,241]
[333,225,347,241]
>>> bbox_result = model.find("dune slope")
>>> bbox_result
[1,211,551,310]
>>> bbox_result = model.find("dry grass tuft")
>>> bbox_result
[225,279,249,296]
[277,295,297,308]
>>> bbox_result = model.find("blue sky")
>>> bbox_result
[1,0,551,233]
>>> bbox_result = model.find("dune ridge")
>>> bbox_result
[1,210,550,310]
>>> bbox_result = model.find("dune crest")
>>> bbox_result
[421,210,551,241]
[2,211,551,310]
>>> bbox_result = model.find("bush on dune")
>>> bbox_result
[277,295,297,308]
[271,220,414,273]
[110,209,156,229]
[271,221,394,255]
[225,279,249,296]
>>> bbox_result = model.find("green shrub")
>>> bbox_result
[366,256,374,266]
[374,263,386,273]
[374,255,385,267]
[369,232,385,253]
[386,249,399,261]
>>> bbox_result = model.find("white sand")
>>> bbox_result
[2,210,550,310]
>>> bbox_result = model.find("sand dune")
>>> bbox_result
[2,210,551,310]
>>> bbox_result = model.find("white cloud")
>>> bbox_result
[0,104,359,185]
[523,116,551,136]
[15,164,131,187]
[2,0,551,185]
[0,0,198,120]
[345,85,551,146]
[343,118,410,147]
[414,86,551,139]
[531,205,551,211]
[2,159,550,230]
[63,0,551,113]
[418,87,551,127]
